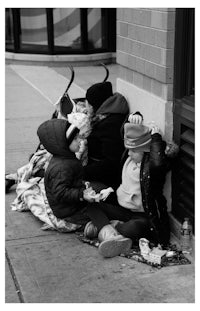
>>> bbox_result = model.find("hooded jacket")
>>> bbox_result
[37,119,85,219]
[83,92,129,189]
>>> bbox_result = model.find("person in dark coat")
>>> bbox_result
[37,119,94,220]
[84,113,172,258]
[83,81,129,190]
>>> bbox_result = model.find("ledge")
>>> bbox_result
[5,52,116,66]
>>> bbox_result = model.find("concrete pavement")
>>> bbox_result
[5,61,195,303]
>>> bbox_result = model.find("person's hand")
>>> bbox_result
[98,187,114,201]
[146,121,160,134]
[151,125,160,135]
[128,113,143,124]
[83,188,97,202]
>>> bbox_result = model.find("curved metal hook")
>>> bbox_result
[100,63,109,82]
[65,65,75,93]
[59,66,75,117]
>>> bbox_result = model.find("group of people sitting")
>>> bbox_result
[36,78,178,259]
[7,78,178,259]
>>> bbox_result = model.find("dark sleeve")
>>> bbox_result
[149,133,168,186]
[50,167,84,203]
[83,117,124,180]
[149,134,171,245]
[149,133,167,168]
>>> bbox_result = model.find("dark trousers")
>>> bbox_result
[86,200,152,242]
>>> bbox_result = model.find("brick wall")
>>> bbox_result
[117,8,176,101]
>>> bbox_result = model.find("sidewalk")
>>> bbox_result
[5,61,195,303]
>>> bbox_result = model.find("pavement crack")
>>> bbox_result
[6,234,58,242]
[5,248,25,303]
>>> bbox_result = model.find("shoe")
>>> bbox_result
[5,178,15,193]
[110,219,124,228]
[84,221,98,239]
[98,224,132,258]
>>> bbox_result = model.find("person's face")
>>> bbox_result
[128,149,144,163]
[69,135,81,153]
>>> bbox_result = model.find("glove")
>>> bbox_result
[128,113,143,124]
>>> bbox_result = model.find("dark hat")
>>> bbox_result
[124,123,151,152]
[86,81,113,111]
[66,122,80,145]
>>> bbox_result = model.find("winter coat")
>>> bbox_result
[37,119,85,219]
[83,92,129,189]
[140,133,170,245]
[122,132,171,245]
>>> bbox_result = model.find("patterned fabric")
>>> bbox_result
[10,149,82,233]
[76,232,191,268]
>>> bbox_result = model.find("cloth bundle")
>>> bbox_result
[10,149,82,232]
[8,99,94,232]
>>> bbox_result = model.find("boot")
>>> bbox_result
[5,178,15,193]
[98,224,132,258]
[84,221,98,239]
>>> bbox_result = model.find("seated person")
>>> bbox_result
[37,119,95,220]
[84,113,172,258]
[83,81,129,190]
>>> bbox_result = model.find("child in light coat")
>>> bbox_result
[84,112,174,258]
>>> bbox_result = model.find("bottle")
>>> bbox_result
[180,218,192,253]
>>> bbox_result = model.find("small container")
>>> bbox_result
[166,251,175,258]
[180,218,192,253]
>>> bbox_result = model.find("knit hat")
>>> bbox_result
[86,81,113,112]
[66,122,80,145]
[124,123,151,152]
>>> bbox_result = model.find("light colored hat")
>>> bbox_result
[124,123,151,152]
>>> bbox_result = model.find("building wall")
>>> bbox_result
[116,8,176,209]
[116,8,176,141]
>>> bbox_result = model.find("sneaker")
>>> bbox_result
[84,221,98,239]
[98,236,132,258]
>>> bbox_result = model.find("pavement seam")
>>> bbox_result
[10,65,54,105]
[9,64,86,105]
[5,248,24,303]
[6,236,66,245]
